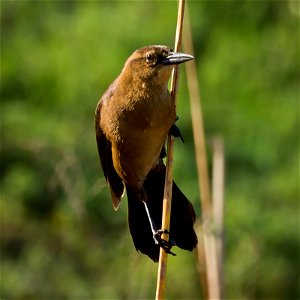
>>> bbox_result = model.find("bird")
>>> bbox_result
[95,45,198,262]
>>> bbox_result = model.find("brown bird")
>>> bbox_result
[95,45,198,262]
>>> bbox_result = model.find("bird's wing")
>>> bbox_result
[95,98,124,211]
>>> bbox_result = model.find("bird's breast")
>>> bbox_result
[107,87,176,187]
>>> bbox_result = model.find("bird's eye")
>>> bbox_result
[146,53,154,62]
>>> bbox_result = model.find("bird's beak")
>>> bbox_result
[161,52,194,65]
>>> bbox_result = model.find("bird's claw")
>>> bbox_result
[153,229,176,256]
[169,124,185,143]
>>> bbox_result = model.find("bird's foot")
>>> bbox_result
[169,124,185,143]
[153,229,176,256]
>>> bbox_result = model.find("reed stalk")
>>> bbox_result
[155,0,185,299]
[183,5,222,299]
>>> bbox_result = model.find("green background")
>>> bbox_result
[1,0,299,299]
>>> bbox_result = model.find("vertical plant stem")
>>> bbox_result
[195,220,209,299]
[212,137,225,297]
[155,134,175,300]
[155,0,185,299]
[183,5,221,299]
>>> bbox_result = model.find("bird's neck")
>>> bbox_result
[118,73,168,104]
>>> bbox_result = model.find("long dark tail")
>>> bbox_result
[126,162,198,262]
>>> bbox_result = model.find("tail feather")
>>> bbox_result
[127,187,160,262]
[126,162,198,262]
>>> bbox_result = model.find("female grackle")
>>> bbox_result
[95,45,198,262]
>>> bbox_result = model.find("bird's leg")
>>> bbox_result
[143,201,176,256]
[169,116,184,143]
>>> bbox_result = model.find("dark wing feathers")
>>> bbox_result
[95,100,124,210]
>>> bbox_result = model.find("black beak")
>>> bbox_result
[161,52,194,65]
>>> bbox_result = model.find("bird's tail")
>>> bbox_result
[126,162,198,262]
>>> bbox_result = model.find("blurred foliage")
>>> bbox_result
[0,0,299,299]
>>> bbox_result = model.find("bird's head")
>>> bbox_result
[122,45,194,86]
